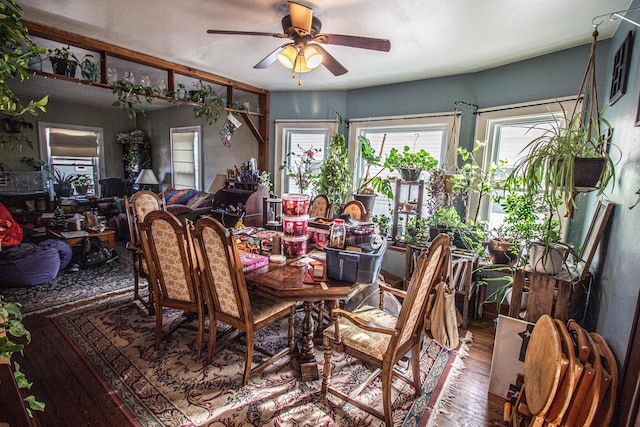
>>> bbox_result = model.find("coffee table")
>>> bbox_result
[46,228,116,250]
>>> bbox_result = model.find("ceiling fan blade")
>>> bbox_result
[311,44,347,76]
[288,1,313,35]
[207,29,288,38]
[313,34,391,52]
[254,44,292,69]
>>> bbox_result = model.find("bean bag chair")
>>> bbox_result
[0,239,72,287]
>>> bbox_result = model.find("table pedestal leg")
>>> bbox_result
[298,301,319,381]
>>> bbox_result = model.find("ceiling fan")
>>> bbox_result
[206,1,391,78]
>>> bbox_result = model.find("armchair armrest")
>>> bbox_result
[332,308,395,335]
[379,282,406,299]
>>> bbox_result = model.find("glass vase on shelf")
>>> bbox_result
[123,71,135,84]
[107,67,118,83]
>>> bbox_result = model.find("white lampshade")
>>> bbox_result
[277,45,298,69]
[135,169,158,185]
[303,45,322,69]
[207,174,227,193]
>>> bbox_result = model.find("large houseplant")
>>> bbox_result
[316,133,352,213]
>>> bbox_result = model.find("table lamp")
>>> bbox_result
[135,169,158,191]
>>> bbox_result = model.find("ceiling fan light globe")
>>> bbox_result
[304,46,323,69]
[277,45,298,69]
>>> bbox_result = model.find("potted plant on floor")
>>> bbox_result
[385,145,438,181]
[48,45,79,77]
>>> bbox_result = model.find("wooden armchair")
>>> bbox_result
[339,199,369,221]
[322,234,451,426]
[191,216,296,385]
[138,210,211,359]
[124,190,166,315]
[308,194,332,218]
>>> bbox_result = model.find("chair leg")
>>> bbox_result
[154,305,163,350]
[322,336,332,394]
[411,340,422,397]
[381,366,394,427]
[206,308,217,364]
[243,331,254,385]
[288,309,295,352]
[195,307,205,360]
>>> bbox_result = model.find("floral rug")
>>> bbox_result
[54,298,470,426]
[0,242,139,315]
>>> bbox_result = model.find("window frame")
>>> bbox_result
[348,112,459,217]
[170,125,202,191]
[273,120,336,196]
[38,121,105,198]
[473,97,580,236]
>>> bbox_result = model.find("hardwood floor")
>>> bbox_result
[11,312,505,426]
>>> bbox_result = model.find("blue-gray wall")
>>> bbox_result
[270,36,640,367]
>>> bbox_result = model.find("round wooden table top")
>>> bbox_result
[524,314,562,416]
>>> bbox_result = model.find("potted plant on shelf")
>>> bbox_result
[316,133,352,213]
[425,206,487,255]
[80,54,99,82]
[352,135,394,212]
[48,45,79,77]
[51,167,74,197]
[487,182,547,265]
[385,145,438,181]
[71,174,92,196]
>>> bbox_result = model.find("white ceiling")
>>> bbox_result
[18,0,633,92]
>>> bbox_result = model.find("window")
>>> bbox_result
[474,97,580,233]
[349,114,457,217]
[38,122,104,198]
[274,120,335,196]
[170,126,202,190]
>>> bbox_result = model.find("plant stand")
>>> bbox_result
[391,178,424,245]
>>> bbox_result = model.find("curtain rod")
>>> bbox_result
[592,7,640,28]
[476,95,580,115]
[347,110,459,125]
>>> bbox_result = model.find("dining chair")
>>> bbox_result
[124,190,166,315]
[191,216,296,385]
[322,234,451,426]
[138,210,210,359]
[308,194,332,218]
[339,199,369,221]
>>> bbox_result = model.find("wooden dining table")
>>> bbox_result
[245,259,368,381]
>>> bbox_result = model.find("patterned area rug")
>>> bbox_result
[54,298,470,426]
[0,243,138,315]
